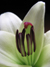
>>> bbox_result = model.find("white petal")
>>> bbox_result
[41,64,50,67]
[0,59,32,67]
[35,44,50,67]
[0,52,31,67]
[19,1,45,65]
[0,31,27,65]
[44,30,50,46]
[0,31,30,65]
[0,12,22,34]
[0,15,1,30]
[19,1,45,32]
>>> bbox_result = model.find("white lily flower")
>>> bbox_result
[0,1,50,67]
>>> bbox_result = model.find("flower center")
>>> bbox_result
[16,22,36,56]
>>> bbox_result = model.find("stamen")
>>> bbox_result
[22,29,26,56]
[16,30,21,53]
[16,29,26,56]
[30,26,36,52]
[19,33,23,56]
[16,22,36,57]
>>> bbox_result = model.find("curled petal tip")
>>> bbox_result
[35,1,45,10]
[38,1,45,5]
[36,1,45,8]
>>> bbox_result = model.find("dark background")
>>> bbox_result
[0,0,50,32]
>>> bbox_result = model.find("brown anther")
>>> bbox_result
[30,26,36,52]
[16,29,26,56]
[26,26,36,56]
[22,29,26,56]
[16,30,21,53]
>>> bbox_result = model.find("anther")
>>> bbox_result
[22,29,26,56]
[16,30,21,53]
[30,26,36,52]
[16,29,26,56]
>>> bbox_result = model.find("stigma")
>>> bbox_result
[24,22,33,29]
[16,22,36,56]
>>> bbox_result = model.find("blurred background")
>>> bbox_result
[0,0,50,32]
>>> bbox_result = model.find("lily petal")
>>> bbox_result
[0,55,31,67]
[0,31,27,65]
[19,1,45,65]
[34,44,50,67]
[0,12,22,34]
[41,64,50,67]
[44,30,50,46]
[0,61,32,67]
[0,53,31,67]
